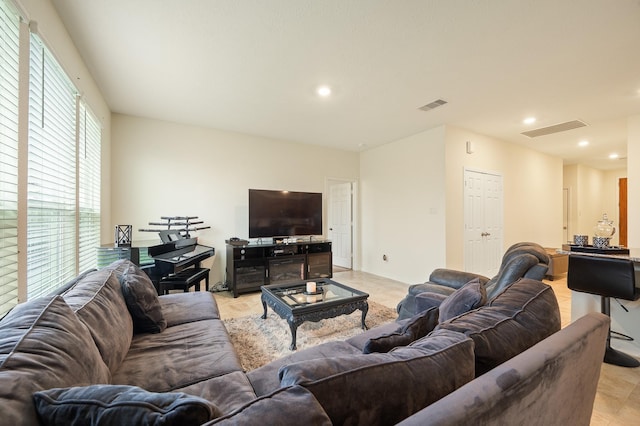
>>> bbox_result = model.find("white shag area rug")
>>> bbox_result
[223,301,397,371]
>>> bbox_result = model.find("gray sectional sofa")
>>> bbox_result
[0,259,608,425]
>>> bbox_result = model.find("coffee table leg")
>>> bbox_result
[261,296,267,320]
[287,319,298,350]
[360,302,369,330]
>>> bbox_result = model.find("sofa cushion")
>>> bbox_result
[0,296,111,426]
[33,385,219,426]
[118,261,167,334]
[159,291,221,327]
[173,371,258,416]
[438,277,487,322]
[63,269,134,372]
[436,278,561,376]
[362,307,439,353]
[279,329,475,426]
[203,385,331,425]
[112,319,243,392]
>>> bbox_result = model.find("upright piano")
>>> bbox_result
[146,238,215,293]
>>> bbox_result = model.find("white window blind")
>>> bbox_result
[78,102,101,272]
[0,0,19,316]
[27,33,78,299]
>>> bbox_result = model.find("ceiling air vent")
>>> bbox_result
[418,99,448,111]
[521,120,587,138]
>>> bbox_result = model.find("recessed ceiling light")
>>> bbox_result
[523,117,536,125]
[609,153,619,159]
[316,85,332,97]
[578,140,589,147]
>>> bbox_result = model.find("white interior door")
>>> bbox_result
[328,182,352,269]
[464,169,503,277]
[464,171,484,273]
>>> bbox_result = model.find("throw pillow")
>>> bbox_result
[62,269,134,371]
[33,385,220,426]
[119,262,167,334]
[438,277,487,322]
[362,307,439,353]
[415,292,447,313]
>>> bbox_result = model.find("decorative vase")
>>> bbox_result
[573,235,588,246]
[594,214,615,238]
[593,236,610,249]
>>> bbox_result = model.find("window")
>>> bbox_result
[0,0,102,314]
[0,0,19,316]
[27,33,78,299]
[78,102,101,273]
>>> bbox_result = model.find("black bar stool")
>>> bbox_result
[567,254,640,367]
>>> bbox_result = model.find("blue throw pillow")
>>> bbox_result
[362,307,439,353]
[118,261,167,334]
[415,292,447,313]
[438,277,487,322]
[33,385,219,426]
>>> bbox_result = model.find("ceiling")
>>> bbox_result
[50,0,640,170]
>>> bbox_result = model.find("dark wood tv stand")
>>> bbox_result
[225,240,332,298]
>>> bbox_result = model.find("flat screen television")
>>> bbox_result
[249,189,323,238]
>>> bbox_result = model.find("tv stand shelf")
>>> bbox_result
[225,240,332,298]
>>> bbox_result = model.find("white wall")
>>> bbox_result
[629,115,640,247]
[564,165,604,240]
[563,164,579,243]
[358,124,564,285]
[579,167,606,237]
[445,126,564,270]
[359,126,447,284]
[111,114,360,285]
[563,164,626,246]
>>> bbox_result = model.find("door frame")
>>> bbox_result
[325,177,359,271]
[563,187,570,243]
[619,177,627,247]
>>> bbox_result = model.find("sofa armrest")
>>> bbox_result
[428,269,489,289]
[397,312,609,426]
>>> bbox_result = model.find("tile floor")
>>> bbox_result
[212,270,640,425]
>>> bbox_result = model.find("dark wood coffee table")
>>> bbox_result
[261,279,369,350]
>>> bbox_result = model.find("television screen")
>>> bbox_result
[249,189,323,238]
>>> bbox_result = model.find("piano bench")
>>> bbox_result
[159,267,210,295]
